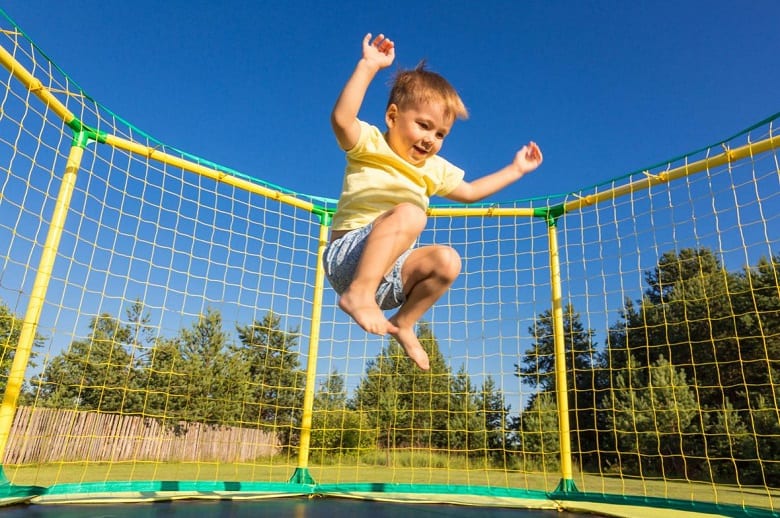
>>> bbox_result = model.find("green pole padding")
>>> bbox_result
[288,467,316,485]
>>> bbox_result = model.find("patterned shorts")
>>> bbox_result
[322,223,411,310]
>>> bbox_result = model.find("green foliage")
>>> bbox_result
[31,303,304,444]
[0,300,42,398]
[744,393,780,486]
[516,391,560,472]
[138,335,187,419]
[234,311,305,443]
[701,399,751,484]
[610,249,780,410]
[310,371,377,455]
[173,308,249,425]
[351,322,452,449]
[606,249,780,483]
[448,367,485,452]
[516,303,597,391]
[476,375,512,464]
[8,246,780,485]
[604,355,700,476]
[132,306,251,427]
[516,303,600,468]
[351,322,510,462]
[33,306,146,412]
[0,302,22,379]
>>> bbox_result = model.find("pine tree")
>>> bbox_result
[476,375,510,463]
[352,322,452,449]
[448,366,484,454]
[516,303,600,467]
[33,310,142,412]
[310,370,376,455]
[517,391,560,471]
[234,311,304,444]
[604,355,699,477]
[171,308,248,426]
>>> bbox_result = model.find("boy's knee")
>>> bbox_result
[435,246,462,281]
[390,203,427,230]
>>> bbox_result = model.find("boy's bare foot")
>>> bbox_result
[338,289,399,336]
[389,319,430,371]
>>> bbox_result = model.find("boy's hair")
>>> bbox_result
[387,61,469,121]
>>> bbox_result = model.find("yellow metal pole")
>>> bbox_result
[290,216,330,484]
[0,144,84,459]
[562,133,780,214]
[429,206,537,219]
[547,222,574,485]
[103,135,315,215]
[1,40,316,217]
[0,44,75,124]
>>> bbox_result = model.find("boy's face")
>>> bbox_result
[385,101,454,166]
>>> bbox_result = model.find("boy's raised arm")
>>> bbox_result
[445,142,543,203]
[331,33,395,151]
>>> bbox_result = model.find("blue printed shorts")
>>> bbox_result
[322,224,411,310]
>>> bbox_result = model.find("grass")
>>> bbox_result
[4,456,778,513]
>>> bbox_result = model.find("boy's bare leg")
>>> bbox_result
[389,244,462,370]
[338,203,427,337]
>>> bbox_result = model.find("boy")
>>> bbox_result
[324,33,542,371]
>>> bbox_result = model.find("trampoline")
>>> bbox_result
[0,6,779,518]
[0,497,591,518]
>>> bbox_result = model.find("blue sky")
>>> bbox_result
[4,1,779,204]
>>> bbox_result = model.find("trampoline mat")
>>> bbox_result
[1,497,597,517]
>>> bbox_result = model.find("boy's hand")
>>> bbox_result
[513,141,543,176]
[331,33,394,151]
[362,33,395,70]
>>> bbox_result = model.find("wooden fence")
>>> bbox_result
[3,406,281,464]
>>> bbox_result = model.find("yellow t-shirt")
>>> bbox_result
[331,120,465,231]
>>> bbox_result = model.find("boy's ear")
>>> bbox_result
[385,104,398,128]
